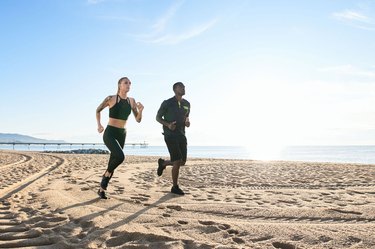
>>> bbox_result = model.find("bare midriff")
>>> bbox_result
[108,117,127,128]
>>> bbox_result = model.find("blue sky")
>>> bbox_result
[1,0,375,149]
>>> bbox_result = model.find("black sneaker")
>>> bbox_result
[171,185,185,195]
[97,189,108,199]
[100,176,110,190]
[157,158,165,176]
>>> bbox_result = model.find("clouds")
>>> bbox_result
[144,19,218,45]
[87,0,107,5]
[332,8,375,30]
[135,1,218,45]
[86,0,219,45]
[151,0,183,34]
[333,10,369,22]
[320,64,375,80]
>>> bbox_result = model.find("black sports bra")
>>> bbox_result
[109,95,132,120]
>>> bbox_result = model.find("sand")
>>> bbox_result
[0,150,375,249]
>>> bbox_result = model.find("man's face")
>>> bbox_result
[175,84,185,96]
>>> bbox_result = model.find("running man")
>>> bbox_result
[156,82,190,195]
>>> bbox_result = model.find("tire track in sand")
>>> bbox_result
[0,152,72,248]
[0,151,32,169]
[0,153,64,198]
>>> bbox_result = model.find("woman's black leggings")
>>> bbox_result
[103,125,126,173]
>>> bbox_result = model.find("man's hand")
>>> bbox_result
[185,117,190,127]
[167,121,177,131]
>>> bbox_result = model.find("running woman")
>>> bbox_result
[96,77,144,199]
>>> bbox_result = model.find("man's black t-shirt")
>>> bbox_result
[157,96,190,136]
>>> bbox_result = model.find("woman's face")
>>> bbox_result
[119,79,131,92]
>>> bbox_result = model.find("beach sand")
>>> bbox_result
[1,150,375,249]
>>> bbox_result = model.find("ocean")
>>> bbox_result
[1,144,375,164]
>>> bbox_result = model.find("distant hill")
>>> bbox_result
[0,133,65,143]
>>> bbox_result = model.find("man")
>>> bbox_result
[156,82,190,195]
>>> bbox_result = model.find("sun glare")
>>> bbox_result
[245,140,285,161]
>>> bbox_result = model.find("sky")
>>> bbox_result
[1,0,375,149]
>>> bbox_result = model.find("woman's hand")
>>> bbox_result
[97,124,104,133]
[136,102,144,112]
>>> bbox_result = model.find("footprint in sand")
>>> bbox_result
[227,229,239,235]
[250,235,273,243]
[198,220,215,225]
[291,234,303,241]
[232,237,245,244]
[196,198,207,202]
[199,224,221,234]
[198,220,236,235]
[115,186,125,194]
[218,224,231,230]
[272,241,297,249]
[166,205,182,211]
[177,220,188,225]
[130,194,150,202]
[345,236,362,246]
[319,235,332,243]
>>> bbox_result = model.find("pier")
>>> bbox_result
[0,142,148,150]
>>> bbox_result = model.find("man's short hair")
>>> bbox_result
[173,82,184,90]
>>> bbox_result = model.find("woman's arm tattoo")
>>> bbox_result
[96,96,111,113]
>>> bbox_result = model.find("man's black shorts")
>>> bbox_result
[164,134,187,162]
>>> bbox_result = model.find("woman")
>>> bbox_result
[96,77,144,199]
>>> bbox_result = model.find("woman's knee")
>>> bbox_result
[115,152,125,165]
[108,152,125,170]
